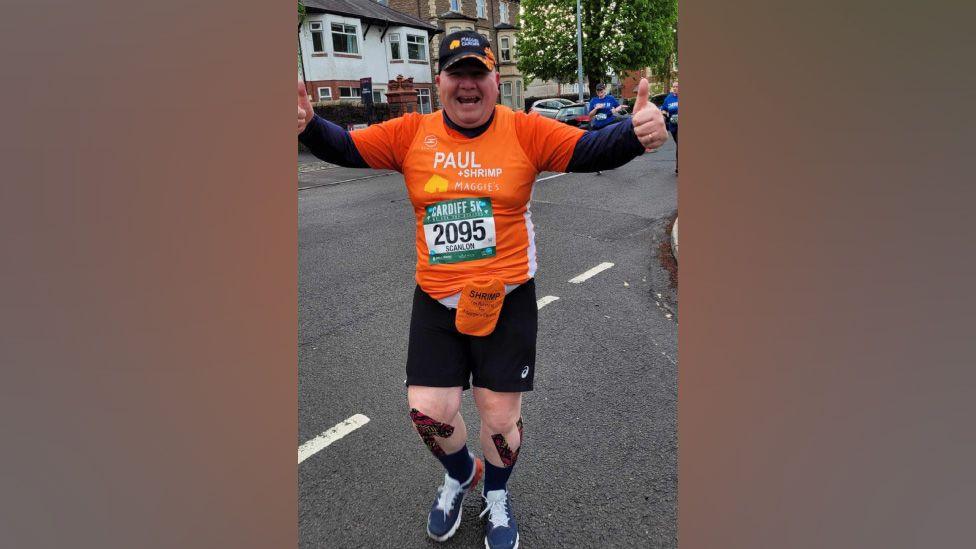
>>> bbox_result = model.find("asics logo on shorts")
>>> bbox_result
[520,365,530,379]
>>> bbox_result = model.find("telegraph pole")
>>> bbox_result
[576,0,584,102]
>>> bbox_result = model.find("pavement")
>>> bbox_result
[298,138,678,548]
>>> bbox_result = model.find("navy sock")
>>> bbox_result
[438,445,475,483]
[483,460,514,493]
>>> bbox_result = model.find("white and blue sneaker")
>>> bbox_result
[426,456,484,542]
[480,489,519,549]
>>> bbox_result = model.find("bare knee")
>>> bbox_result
[407,385,462,422]
[479,404,521,435]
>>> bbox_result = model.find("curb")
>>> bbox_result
[670,217,679,262]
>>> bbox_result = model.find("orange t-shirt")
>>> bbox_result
[350,105,584,299]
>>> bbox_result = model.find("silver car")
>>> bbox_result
[529,98,576,119]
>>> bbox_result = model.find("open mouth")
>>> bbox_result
[457,96,481,104]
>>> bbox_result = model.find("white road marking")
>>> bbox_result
[535,173,567,182]
[536,295,560,309]
[298,414,370,464]
[569,262,615,283]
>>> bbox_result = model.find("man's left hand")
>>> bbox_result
[631,78,667,151]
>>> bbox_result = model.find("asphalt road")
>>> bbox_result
[298,138,678,548]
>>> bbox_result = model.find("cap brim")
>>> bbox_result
[440,53,492,72]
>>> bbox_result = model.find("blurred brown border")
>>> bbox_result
[681,1,975,547]
[1,1,296,547]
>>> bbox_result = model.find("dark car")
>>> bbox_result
[554,103,591,129]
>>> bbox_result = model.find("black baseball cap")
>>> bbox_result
[438,30,497,73]
[596,83,607,91]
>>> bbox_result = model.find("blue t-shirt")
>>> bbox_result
[661,93,678,116]
[588,94,620,130]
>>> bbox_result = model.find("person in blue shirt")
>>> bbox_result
[661,81,678,174]
[587,83,624,131]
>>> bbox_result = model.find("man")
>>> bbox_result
[661,81,679,174]
[297,30,666,549]
[586,83,625,131]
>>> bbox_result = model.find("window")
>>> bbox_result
[407,34,427,61]
[499,2,509,24]
[372,89,385,103]
[316,87,332,101]
[448,26,461,34]
[338,86,361,99]
[450,0,460,11]
[515,80,523,109]
[500,37,511,62]
[331,23,359,54]
[389,33,401,60]
[477,0,486,18]
[417,88,432,114]
[310,21,325,53]
[501,81,513,108]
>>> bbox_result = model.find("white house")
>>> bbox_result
[299,0,440,113]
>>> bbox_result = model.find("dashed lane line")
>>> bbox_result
[536,295,560,309]
[298,414,370,465]
[569,262,615,283]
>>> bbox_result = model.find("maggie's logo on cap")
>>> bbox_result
[449,40,460,49]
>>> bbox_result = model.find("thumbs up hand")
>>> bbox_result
[631,78,667,151]
[298,79,314,135]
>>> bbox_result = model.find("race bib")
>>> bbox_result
[423,197,496,264]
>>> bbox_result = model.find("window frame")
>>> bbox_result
[476,0,486,18]
[499,2,509,24]
[309,21,325,53]
[500,37,511,62]
[417,88,432,114]
[330,22,359,55]
[316,87,332,101]
[389,33,402,60]
[501,81,514,107]
[450,0,461,12]
[406,33,427,62]
[338,86,362,100]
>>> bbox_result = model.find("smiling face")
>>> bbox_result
[436,60,500,128]
[671,81,679,95]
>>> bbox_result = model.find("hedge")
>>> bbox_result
[311,102,393,128]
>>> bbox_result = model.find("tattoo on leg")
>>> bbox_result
[491,417,524,467]
[409,408,455,457]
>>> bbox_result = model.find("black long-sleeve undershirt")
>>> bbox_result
[298,112,645,172]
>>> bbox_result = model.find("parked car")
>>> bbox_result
[554,103,591,129]
[530,98,577,119]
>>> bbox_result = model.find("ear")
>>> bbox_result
[494,72,500,86]
[435,74,440,86]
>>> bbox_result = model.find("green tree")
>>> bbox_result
[517,0,676,96]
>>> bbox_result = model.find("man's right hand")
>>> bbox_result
[298,79,314,135]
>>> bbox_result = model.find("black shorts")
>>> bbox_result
[406,279,538,392]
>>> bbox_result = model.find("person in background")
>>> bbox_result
[661,81,679,174]
[587,83,625,131]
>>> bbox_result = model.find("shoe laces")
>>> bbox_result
[434,474,463,517]
[479,489,510,528]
